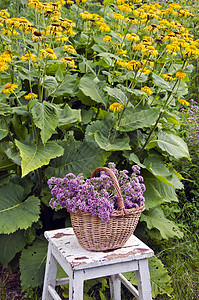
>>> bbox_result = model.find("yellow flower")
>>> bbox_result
[103,35,112,43]
[109,102,123,112]
[117,49,127,56]
[118,4,132,13]
[163,73,174,81]
[141,86,153,95]
[125,16,139,25]
[144,25,158,33]
[61,57,77,68]
[99,24,110,32]
[80,11,93,20]
[183,45,199,59]
[175,71,186,80]
[125,60,141,70]
[126,33,140,43]
[25,93,38,100]
[112,13,125,21]
[0,61,8,72]
[142,46,158,56]
[1,83,18,94]
[21,53,37,62]
[142,59,154,68]
[0,50,12,63]
[178,98,189,106]
[138,67,151,75]
[64,45,76,54]
[166,43,180,55]
[40,48,57,60]
[32,31,44,42]
[0,9,10,18]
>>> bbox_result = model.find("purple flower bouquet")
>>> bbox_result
[48,162,145,222]
[48,163,145,251]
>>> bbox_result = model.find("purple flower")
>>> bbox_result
[48,163,146,222]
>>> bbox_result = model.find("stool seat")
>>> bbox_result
[42,228,154,300]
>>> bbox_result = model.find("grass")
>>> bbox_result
[155,231,199,300]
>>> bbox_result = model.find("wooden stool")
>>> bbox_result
[42,228,154,300]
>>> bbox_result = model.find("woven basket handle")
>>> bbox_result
[90,167,125,213]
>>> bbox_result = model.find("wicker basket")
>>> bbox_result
[69,167,145,251]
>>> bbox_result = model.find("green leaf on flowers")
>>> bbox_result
[119,107,160,132]
[175,80,188,97]
[11,114,29,141]
[79,76,107,106]
[124,256,173,298]
[94,130,131,151]
[55,67,64,82]
[31,101,60,144]
[0,183,40,234]
[0,117,8,140]
[54,74,78,97]
[15,140,64,177]
[144,178,166,209]
[143,170,178,203]
[45,140,110,179]
[0,146,16,171]
[141,206,183,239]
[104,86,128,105]
[0,230,26,267]
[44,75,58,94]
[157,132,190,159]
[58,104,81,126]
[152,73,172,91]
[143,156,173,186]
[20,236,48,290]
[87,114,131,151]
[123,152,146,169]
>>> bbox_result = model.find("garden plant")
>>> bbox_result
[0,0,198,299]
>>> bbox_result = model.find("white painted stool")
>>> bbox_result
[42,228,154,300]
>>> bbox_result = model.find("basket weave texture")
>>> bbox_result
[69,167,145,251]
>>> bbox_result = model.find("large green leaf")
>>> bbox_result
[143,171,178,203]
[79,76,107,106]
[44,75,58,94]
[0,230,26,267]
[123,152,146,169]
[11,114,29,141]
[31,101,60,144]
[144,178,166,210]
[87,115,131,151]
[119,107,160,132]
[20,236,48,290]
[141,206,183,239]
[0,148,16,171]
[124,256,173,298]
[0,116,8,140]
[0,183,40,234]
[54,74,78,97]
[143,156,173,186]
[104,86,128,105]
[94,130,131,151]
[15,140,64,177]
[152,73,172,91]
[45,140,110,178]
[157,132,190,159]
[58,104,81,126]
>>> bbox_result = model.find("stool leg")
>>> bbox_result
[69,270,84,300]
[109,274,121,300]
[136,259,152,300]
[42,244,58,300]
